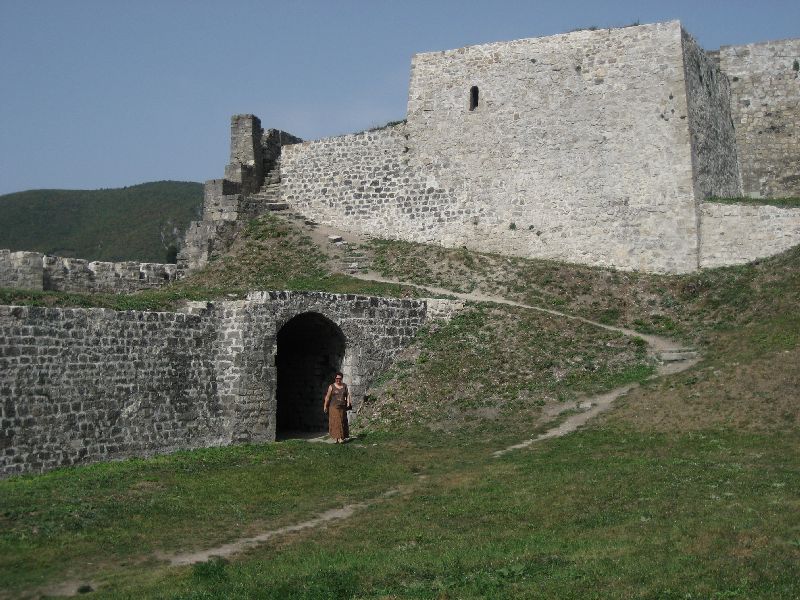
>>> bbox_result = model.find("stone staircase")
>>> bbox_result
[245,160,289,215]
[657,348,699,363]
[267,211,376,275]
[338,242,373,274]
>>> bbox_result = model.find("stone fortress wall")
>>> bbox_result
[699,202,800,268]
[717,39,800,199]
[0,291,460,477]
[260,21,800,273]
[178,120,302,273]
[0,249,177,293]
[4,21,798,290]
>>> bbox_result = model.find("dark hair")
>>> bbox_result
[335,372,343,378]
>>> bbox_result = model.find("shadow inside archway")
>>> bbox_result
[275,312,345,438]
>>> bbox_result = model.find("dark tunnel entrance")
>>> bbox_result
[275,312,346,438]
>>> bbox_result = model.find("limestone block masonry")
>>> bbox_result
[720,39,800,198]
[0,250,178,293]
[276,21,799,273]
[700,202,800,268]
[0,292,462,477]
[0,250,43,291]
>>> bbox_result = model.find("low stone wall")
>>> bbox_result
[0,292,461,477]
[0,250,177,293]
[0,250,43,291]
[700,202,800,267]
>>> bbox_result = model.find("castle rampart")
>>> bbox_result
[699,201,800,267]
[277,21,800,274]
[720,39,800,198]
[0,250,178,293]
[0,292,459,477]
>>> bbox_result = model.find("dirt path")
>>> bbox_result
[350,271,698,372]
[149,253,701,572]
[158,487,405,567]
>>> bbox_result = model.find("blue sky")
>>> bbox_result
[1,0,798,195]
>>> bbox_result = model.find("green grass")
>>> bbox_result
[2,426,796,598]
[0,199,799,597]
[0,181,202,263]
[0,438,426,594]
[358,303,654,433]
[368,239,800,346]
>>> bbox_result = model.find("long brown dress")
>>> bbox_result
[327,383,349,440]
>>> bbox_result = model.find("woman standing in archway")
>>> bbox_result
[323,372,351,443]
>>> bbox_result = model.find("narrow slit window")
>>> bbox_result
[469,86,479,111]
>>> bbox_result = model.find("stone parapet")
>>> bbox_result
[0,251,177,293]
[0,250,44,291]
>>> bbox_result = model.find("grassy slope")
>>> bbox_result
[0,181,202,263]
[368,238,800,347]
[0,220,798,597]
[0,214,422,312]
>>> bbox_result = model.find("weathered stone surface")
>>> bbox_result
[177,122,302,274]
[0,251,177,293]
[278,22,750,274]
[720,39,800,198]
[700,202,800,267]
[0,250,44,291]
[682,29,741,200]
[0,292,462,477]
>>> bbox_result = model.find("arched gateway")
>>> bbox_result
[275,312,346,438]
[0,291,451,477]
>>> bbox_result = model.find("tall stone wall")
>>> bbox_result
[0,251,177,293]
[719,39,800,198]
[281,22,742,274]
[406,20,700,273]
[700,202,800,268]
[0,306,221,477]
[281,125,413,231]
[191,23,800,274]
[681,30,742,200]
[1,292,453,477]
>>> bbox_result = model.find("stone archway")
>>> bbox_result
[275,312,346,438]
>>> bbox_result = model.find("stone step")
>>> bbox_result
[250,191,281,200]
[340,262,365,273]
[658,350,698,362]
[266,202,289,211]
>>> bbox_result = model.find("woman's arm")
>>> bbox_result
[323,385,332,413]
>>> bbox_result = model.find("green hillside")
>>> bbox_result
[0,181,203,263]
